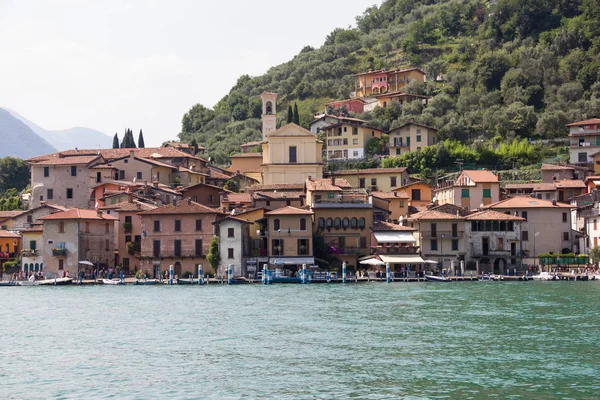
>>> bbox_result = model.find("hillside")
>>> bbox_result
[179,0,600,169]
[7,109,112,151]
[0,109,57,159]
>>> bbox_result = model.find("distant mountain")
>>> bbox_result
[6,109,112,151]
[0,108,57,159]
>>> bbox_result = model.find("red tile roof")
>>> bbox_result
[0,210,26,219]
[566,118,600,127]
[230,153,263,158]
[28,147,207,164]
[461,170,499,183]
[305,177,352,191]
[138,199,224,215]
[265,206,314,216]
[465,209,525,221]
[38,208,118,220]
[247,183,305,191]
[33,155,101,166]
[409,209,465,221]
[553,179,586,189]
[372,190,409,199]
[371,221,416,232]
[222,193,252,203]
[0,230,20,238]
[541,163,574,171]
[486,197,573,209]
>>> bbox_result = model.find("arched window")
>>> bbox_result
[326,218,333,228]
[24,263,28,272]
[300,218,306,231]
[342,218,350,229]
[35,263,40,271]
[40,263,44,271]
[334,218,341,229]
[274,218,280,231]
[318,218,325,229]
[266,101,273,114]
[350,217,358,228]
[358,218,366,228]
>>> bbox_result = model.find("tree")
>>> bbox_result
[590,245,600,264]
[293,103,300,125]
[287,105,293,123]
[206,236,220,275]
[120,129,137,149]
[0,157,30,192]
[112,133,120,149]
[138,129,145,148]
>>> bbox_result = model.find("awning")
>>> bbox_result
[373,232,416,243]
[379,255,426,264]
[359,257,385,266]
[269,257,315,265]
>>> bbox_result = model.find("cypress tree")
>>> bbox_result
[120,129,127,148]
[287,105,293,123]
[130,129,137,148]
[293,103,300,125]
[112,133,120,149]
[138,129,145,148]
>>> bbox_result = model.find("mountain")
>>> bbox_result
[0,108,57,159]
[6,109,112,151]
[178,0,600,171]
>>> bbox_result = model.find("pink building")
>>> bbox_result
[327,99,366,114]
[137,199,225,277]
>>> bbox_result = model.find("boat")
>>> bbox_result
[531,272,558,281]
[102,279,124,285]
[176,278,195,285]
[134,279,159,285]
[424,275,451,282]
[18,275,39,286]
[0,281,18,287]
[38,277,73,286]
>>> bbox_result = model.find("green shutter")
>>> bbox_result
[461,188,470,198]
[30,240,36,251]
[596,135,600,145]
[483,188,491,198]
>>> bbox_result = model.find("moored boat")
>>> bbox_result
[38,277,73,286]
[0,281,18,287]
[531,272,558,281]
[134,279,159,285]
[102,279,123,285]
[424,275,451,282]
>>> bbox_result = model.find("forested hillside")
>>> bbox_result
[179,0,600,168]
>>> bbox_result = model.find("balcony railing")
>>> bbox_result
[579,208,600,218]
[140,249,205,259]
[21,249,38,257]
[471,249,514,258]
[52,249,67,257]
[373,246,420,254]
[421,231,464,239]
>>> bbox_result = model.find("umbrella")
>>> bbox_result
[359,258,385,266]
[79,261,94,266]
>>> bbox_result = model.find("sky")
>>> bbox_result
[0,0,373,147]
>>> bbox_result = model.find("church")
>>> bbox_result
[260,92,324,185]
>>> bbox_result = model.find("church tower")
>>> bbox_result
[261,92,278,141]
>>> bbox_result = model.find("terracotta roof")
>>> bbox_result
[0,230,20,238]
[566,118,600,127]
[206,167,233,180]
[533,183,556,191]
[214,215,253,225]
[374,91,431,100]
[505,183,535,190]
[371,221,416,232]
[311,114,366,124]
[0,210,26,219]
[114,201,157,212]
[409,210,464,221]
[305,177,352,192]
[553,179,586,189]
[352,67,425,77]
[240,141,261,147]
[465,210,525,221]
[372,190,409,199]
[247,183,305,192]
[138,199,224,215]
[322,122,383,132]
[28,147,207,164]
[232,208,266,217]
[253,191,304,200]
[389,122,437,132]
[327,98,367,105]
[181,182,230,192]
[91,164,118,169]
[230,153,263,158]
[541,164,574,171]
[21,225,44,233]
[264,206,314,216]
[330,167,408,176]
[222,193,252,203]
[33,155,101,166]
[486,197,573,209]
[38,208,118,221]
[461,170,499,183]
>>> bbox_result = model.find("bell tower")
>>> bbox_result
[261,92,278,141]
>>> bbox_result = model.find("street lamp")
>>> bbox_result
[278,228,281,259]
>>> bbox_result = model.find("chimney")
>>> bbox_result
[172,198,177,206]
[552,199,557,206]
[394,192,398,197]
[128,192,133,203]
[187,198,192,205]
[331,176,336,186]
[136,203,141,210]
[97,210,103,217]
[308,175,312,181]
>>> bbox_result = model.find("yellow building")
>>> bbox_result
[328,167,410,192]
[393,181,433,208]
[375,92,431,109]
[388,123,439,156]
[372,190,410,222]
[433,170,500,209]
[353,67,426,98]
[265,206,314,269]
[323,123,384,161]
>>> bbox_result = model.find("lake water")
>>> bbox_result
[1,282,599,399]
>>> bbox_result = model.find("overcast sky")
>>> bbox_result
[0,0,373,147]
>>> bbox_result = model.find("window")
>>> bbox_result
[228,248,234,259]
[359,236,367,248]
[105,222,109,234]
[522,231,529,241]
[390,177,397,187]
[300,218,306,231]
[228,227,235,238]
[58,259,64,270]
[352,127,358,135]
[174,240,182,257]
[318,218,325,229]
[122,258,130,270]
[59,221,65,233]
[209,195,215,203]
[451,239,459,251]
[47,189,53,200]
[289,146,297,163]
[358,217,366,228]
[371,178,377,186]
[84,221,90,233]
[430,239,438,251]
[343,138,348,145]
[521,211,528,221]
[452,223,458,237]
[342,217,349,229]
[430,223,437,237]
[350,218,357,228]
[125,235,131,243]
[125,216,132,224]
[416,135,421,142]
[407,137,411,146]
[326,218,333,229]
[274,218,280,231]
[137,172,143,179]
[272,239,284,255]
[66,188,73,199]
[343,127,347,132]
[563,213,568,223]
[359,178,365,188]
[298,239,309,255]
[96,171,102,183]
[578,152,587,163]
[353,139,359,145]
[353,151,359,157]
[195,239,203,256]
[119,170,125,180]
[411,189,421,201]
[461,189,470,198]
[483,188,491,198]
[334,218,341,229]
[43,167,49,177]
[153,220,161,232]
[497,237,504,250]
[105,239,110,251]
[29,240,37,251]
[71,166,77,176]
[174,220,182,232]
[563,232,569,241]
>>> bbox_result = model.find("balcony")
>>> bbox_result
[421,231,464,239]
[21,249,38,257]
[373,246,419,254]
[123,222,132,233]
[330,246,364,255]
[471,249,514,258]
[579,208,600,218]
[52,248,67,257]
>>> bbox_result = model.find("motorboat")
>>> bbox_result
[424,274,451,282]
[479,274,503,281]
[102,279,124,285]
[531,271,557,281]
[38,277,73,286]
[0,281,18,287]
[134,279,159,285]
[19,275,39,286]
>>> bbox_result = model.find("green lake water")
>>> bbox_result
[1,282,599,399]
